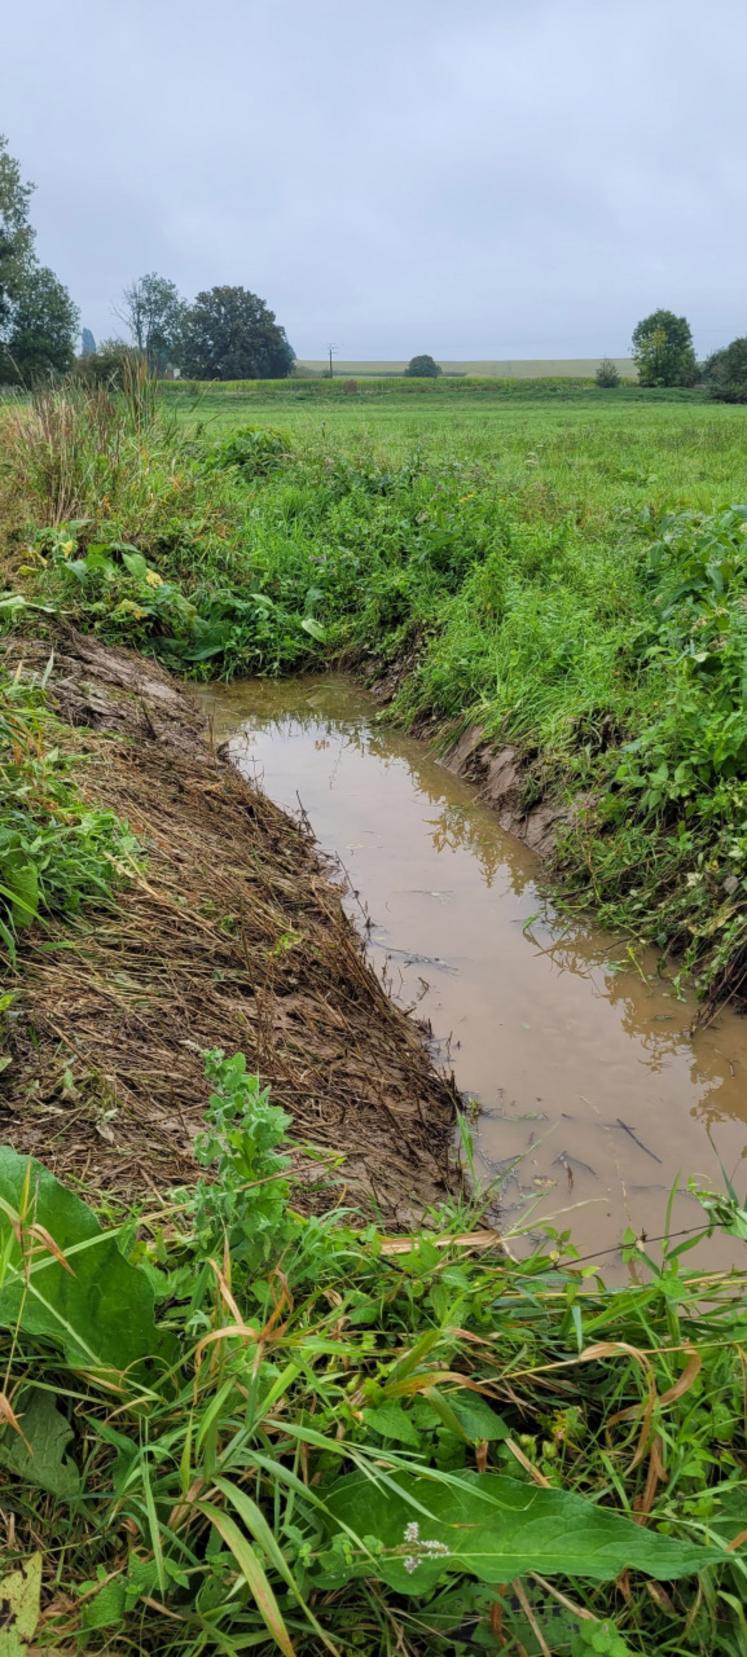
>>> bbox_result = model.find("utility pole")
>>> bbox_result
[327,343,335,379]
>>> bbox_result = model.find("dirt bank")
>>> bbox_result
[0,629,458,1220]
[438,724,567,859]
[367,652,568,861]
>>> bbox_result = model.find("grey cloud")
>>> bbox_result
[3,0,746,357]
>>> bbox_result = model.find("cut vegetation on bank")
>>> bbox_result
[0,625,456,1214]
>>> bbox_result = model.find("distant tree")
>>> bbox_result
[405,353,442,378]
[595,358,620,388]
[80,325,96,356]
[180,286,295,380]
[701,337,747,403]
[0,136,80,385]
[1,264,78,380]
[632,310,697,387]
[120,272,186,372]
[0,133,35,329]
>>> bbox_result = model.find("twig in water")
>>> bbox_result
[616,1118,663,1164]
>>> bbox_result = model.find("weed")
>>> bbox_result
[0,664,136,964]
[0,1053,744,1653]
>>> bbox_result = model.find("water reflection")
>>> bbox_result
[201,675,747,1270]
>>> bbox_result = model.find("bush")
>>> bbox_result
[206,422,292,477]
[703,336,747,403]
[595,358,621,388]
[405,354,442,378]
[72,341,143,388]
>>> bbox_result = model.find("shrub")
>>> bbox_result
[405,353,442,378]
[595,358,620,388]
[703,336,747,403]
[72,341,143,388]
[206,422,292,477]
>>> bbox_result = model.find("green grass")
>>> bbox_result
[1,1048,745,1655]
[161,374,697,410]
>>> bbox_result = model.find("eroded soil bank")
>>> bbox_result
[0,629,458,1220]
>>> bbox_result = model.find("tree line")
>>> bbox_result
[0,137,294,384]
[3,132,747,397]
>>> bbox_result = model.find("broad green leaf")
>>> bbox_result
[323,1469,729,1594]
[300,616,326,642]
[0,1553,41,1655]
[363,1402,421,1446]
[0,1389,80,1497]
[121,550,149,580]
[438,1390,509,1443]
[0,1147,174,1376]
[81,1579,126,1631]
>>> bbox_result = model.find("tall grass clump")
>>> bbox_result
[0,1050,745,1654]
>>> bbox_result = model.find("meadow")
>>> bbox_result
[1,377,746,1654]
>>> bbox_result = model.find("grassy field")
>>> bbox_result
[295,357,638,378]
[162,375,696,413]
[1,378,747,1653]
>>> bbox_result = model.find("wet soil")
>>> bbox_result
[0,631,458,1221]
[201,674,747,1269]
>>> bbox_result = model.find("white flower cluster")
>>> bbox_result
[401,1519,450,1574]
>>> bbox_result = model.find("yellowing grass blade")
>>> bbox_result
[199,1501,297,1657]
[214,1476,339,1655]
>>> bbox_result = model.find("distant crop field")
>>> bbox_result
[297,356,637,379]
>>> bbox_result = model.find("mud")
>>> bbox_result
[439,724,567,858]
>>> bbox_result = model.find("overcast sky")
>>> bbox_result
[3,0,745,360]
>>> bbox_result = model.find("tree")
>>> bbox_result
[0,133,35,328]
[405,354,442,378]
[595,358,620,388]
[120,272,186,372]
[2,264,79,380]
[701,337,747,403]
[180,286,295,380]
[632,310,696,387]
[80,326,96,356]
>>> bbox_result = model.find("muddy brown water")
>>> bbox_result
[200,675,747,1273]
